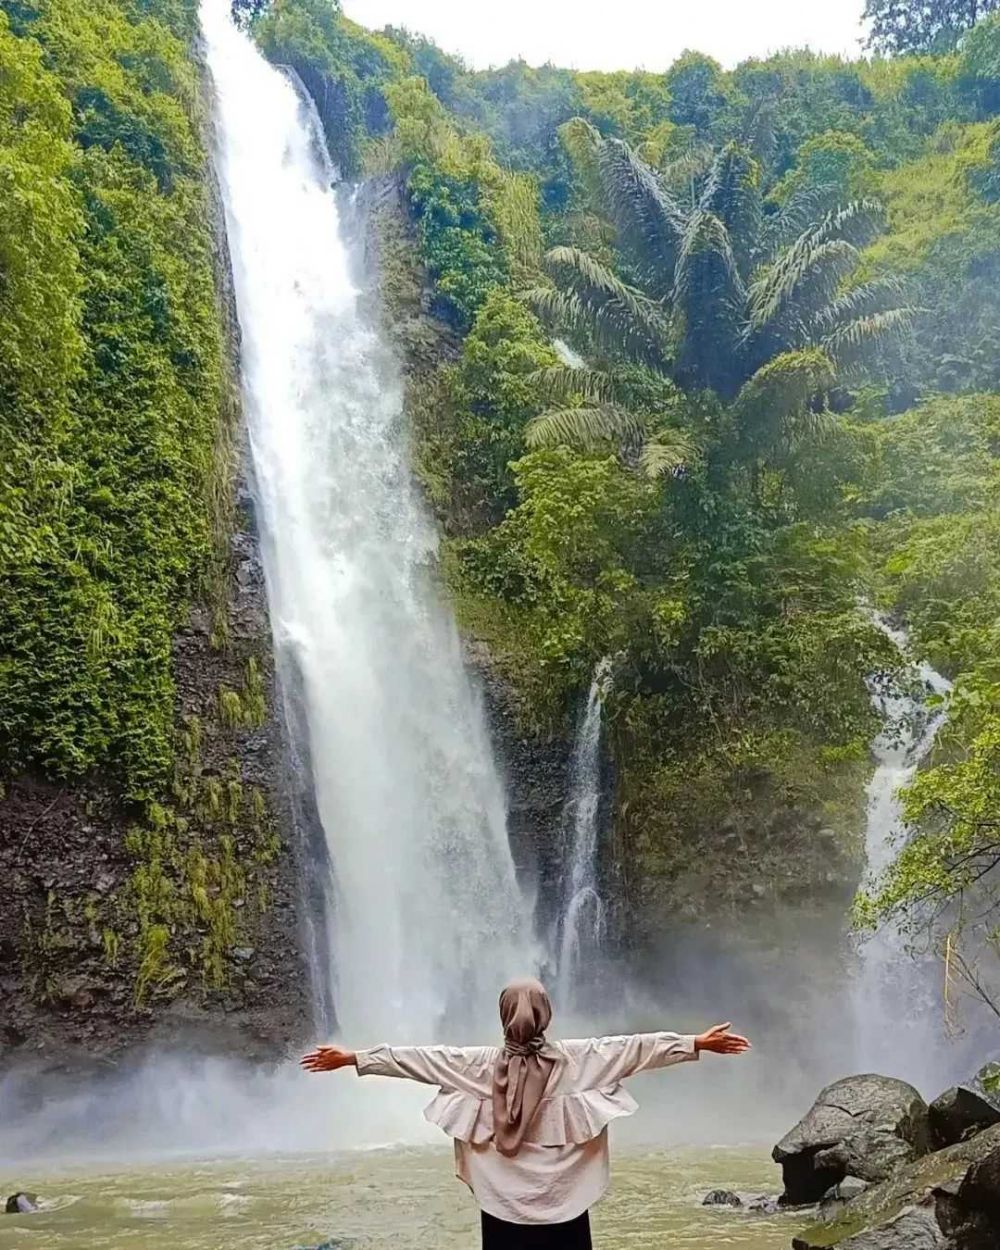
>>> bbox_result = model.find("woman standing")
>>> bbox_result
[301,978,751,1249]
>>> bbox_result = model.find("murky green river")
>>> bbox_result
[0,1146,806,1249]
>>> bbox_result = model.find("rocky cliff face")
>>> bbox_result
[0,61,311,1072]
[0,466,311,1069]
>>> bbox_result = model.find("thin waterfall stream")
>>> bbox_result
[202,0,534,1044]
[853,615,952,1087]
[554,661,610,1011]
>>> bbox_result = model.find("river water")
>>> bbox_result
[0,1147,794,1249]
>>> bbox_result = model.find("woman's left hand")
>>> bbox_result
[300,1044,357,1073]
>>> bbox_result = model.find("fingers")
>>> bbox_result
[700,1028,752,1055]
[300,1046,337,1072]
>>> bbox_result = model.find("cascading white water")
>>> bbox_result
[201,0,534,1043]
[554,663,610,1010]
[854,617,952,1086]
[553,338,586,369]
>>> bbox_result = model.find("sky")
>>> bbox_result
[341,0,870,72]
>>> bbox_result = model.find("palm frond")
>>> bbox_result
[525,404,648,451]
[527,365,619,405]
[673,211,747,394]
[639,429,698,479]
[746,238,858,334]
[674,212,743,305]
[822,307,916,377]
[596,137,685,299]
[698,143,762,278]
[740,96,778,173]
[809,276,908,335]
[538,246,669,366]
[811,199,886,250]
[757,183,840,261]
[557,117,604,209]
[525,286,587,331]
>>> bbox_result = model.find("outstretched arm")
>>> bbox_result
[562,1023,750,1086]
[300,1043,492,1092]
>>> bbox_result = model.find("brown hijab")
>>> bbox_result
[492,978,558,1156]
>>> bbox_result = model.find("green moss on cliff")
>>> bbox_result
[0,0,230,801]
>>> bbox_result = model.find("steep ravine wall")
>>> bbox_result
[0,54,311,1072]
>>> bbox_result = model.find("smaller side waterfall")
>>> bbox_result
[854,617,952,1086]
[553,338,586,369]
[554,662,611,1010]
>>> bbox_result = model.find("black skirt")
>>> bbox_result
[481,1210,592,1249]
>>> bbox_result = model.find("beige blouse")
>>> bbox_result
[355,1032,699,1225]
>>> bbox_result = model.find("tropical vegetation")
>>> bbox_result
[3,0,1000,1009]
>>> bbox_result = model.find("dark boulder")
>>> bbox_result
[702,1189,742,1206]
[929,1081,1000,1149]
[773,1074,931,1205]
[957,1141,1000,1215]
[4,1193,38,1214]
[792,1126,1000,1250]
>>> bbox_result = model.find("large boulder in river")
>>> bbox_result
[793,1124,1000,1250]
[773,1074,931,1204]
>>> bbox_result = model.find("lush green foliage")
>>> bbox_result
[254,0,403,174]
[850,393,1000,1009]
[6,0,1000,970]
[0,0,229,799]
[278,0,1000,930]
[407,161,508,330]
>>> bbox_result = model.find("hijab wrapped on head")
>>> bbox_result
[492,977,558,1156]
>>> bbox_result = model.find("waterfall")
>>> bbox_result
[554,662,610,1010]
[553,338,586,369]
[854,616,952,1086]
[200,0,534,1043]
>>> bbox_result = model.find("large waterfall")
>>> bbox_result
[201,0,534,1044]
[854,617,952,1087]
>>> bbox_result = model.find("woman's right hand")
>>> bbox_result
[300,1044,357,1073]
[694,1023,751,1055]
